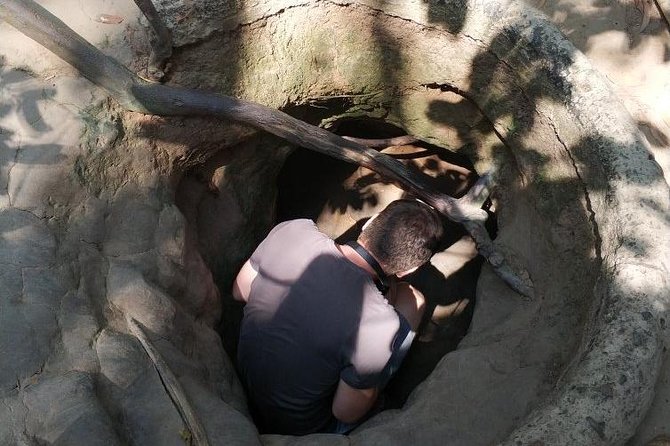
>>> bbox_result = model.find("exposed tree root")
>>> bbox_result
[342,134,419,148]
[127,316,210,446]
[131,0,173,81]
[0,0,533,297]
[652,0,670,33]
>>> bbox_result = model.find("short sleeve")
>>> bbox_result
[340,363,384,389]
[339,306,401,389]
[249,220,298,269]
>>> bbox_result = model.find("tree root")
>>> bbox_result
[126,316,210,446]
[342,134,419,148]
[131,0,172,81]
[0,0,534,297]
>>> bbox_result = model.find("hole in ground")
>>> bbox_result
[174,117,497,432]
[276,119,496,410]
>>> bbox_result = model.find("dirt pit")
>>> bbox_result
[275,119,497,409]
[174,117,495,416]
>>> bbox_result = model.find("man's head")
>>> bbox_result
[358,199,444,276]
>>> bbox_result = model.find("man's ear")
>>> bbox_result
[396,265,420,278]
[362,213,379,231]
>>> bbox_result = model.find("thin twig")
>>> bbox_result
[652,0,670,33]
[126,316,210,446]
[131,0,172,80]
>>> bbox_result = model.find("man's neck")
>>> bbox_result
[337,242,379,279]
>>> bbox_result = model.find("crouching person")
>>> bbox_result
[232,199,443,435]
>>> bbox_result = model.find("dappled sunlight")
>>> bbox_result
[0,64,88,217]
[523,0,670,185]
[528,0,668,51]
[0,0,148,76]
[273,118,487,410]
[0,0,668,444]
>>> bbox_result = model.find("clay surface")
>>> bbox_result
[0,0,668,445]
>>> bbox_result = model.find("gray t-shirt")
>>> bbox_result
[237,219,401,435]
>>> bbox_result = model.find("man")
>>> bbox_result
[232,199,443,435]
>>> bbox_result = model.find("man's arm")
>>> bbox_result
[232,259,258,303]
[331,282,424,425]
[332,379,378,424]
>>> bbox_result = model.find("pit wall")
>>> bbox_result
[0,0,667,445]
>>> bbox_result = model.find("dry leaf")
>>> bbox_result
[96,14,124,24]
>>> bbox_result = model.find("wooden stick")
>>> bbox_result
[131,0,172,80]
[0,0,533,297]
[126,316,210,446]
[342,134,419,148]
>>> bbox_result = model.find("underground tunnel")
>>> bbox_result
[0,0,669,445]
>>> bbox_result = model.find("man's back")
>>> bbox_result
[237,220,399,434]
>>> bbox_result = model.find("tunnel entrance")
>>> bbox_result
[275,119,496,409]
[174,115,498,429]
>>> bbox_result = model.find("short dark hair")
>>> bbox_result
[358,199,444,275]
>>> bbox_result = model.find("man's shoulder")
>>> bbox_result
[253,219,332,266]
[268,219,319,237]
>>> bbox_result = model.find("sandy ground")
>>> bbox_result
[524,0,670,184]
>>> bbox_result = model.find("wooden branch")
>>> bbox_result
[127,317,210,446]
[0,0,533,297]
[342,134,419,148]
[652,0,670,34]
[132,0,172,81]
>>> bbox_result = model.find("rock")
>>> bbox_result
[0,0,668,444]
[0,144,16,209]
[63,196,107,249]
[96,329,186,446]
[8,144,72,217]
[0,68,84,217]
[0,208,56,267]
[106,262,180,339]
[103,194,160,257]
[0,265,72,390]
[261,434,349,446]
[155,204,186,265]
[179,375,261,445]
[23,372,120,445]
[51,290,100,373]
[0,395,28,445]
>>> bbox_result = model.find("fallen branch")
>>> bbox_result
[652,0,670,33]
[0,0,533,297]
[131,0,172,81]
[126,316,210,446]
[342,134,419,149]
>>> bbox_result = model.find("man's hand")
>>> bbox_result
[332,379,378,424]
[232,259,258,303]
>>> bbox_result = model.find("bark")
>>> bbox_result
[342,135,419,149]
[131,0,172,80]
[127,317,210,446]
[0,0,533,297]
